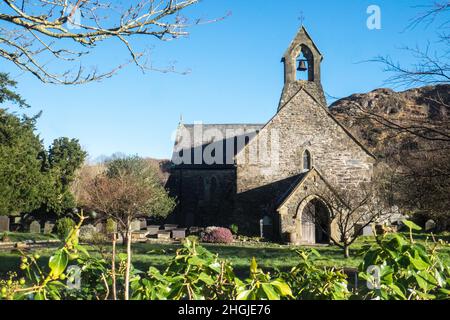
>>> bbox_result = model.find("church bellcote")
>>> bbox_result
[278,26,327,111]
[282,26,323,84]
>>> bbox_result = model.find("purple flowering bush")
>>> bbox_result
[201,227,234,244]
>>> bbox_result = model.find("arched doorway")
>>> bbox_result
[299,197,330,244]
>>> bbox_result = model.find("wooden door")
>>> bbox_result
[301,204,315,244]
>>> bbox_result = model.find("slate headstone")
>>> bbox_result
[172,228,186,240]
[163,224,178,231]
[0,216,9,232]
[95,222,105,233]
[44,222,55,234]
[147,225,160,236]
[29,221,41,234]
[425,219,437,232]
[140,219,147,230]
[79,224,96,242]
[362,226,373,236]
[130,220,141,232]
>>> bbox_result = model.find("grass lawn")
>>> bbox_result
[0,232,449,278]
[0,232,58,243]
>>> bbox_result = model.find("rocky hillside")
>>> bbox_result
[329,84,450,157]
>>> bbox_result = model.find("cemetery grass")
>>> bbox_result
[0,232,58,242]
[0,232,449,278]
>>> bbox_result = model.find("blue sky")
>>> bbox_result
[2,0,443,160]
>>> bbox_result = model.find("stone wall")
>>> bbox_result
[166,168,236,228]
[236,81,375,235]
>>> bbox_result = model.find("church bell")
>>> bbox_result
[297,59,308,72]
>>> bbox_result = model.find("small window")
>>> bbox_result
[303,150,312,171]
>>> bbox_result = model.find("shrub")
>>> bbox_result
[280,249,350,300]
[358,220,450,300]
[55,217,75,240]
[201,227,233,244]
[186,235,199,243]
[229,224,239,235]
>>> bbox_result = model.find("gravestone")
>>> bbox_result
[0,216,9,232]
[44,222,55,234]
[163,224,178,231]
[147,225,160,236]
[130,220,141,232]
[95,222,105,233]
[157,230,172,240]
[425,219,437,232]
[172,228,187,240]
[140,219,147,230]
[79,225,96,242]
[29,221,41,234]
[362,225,373,236]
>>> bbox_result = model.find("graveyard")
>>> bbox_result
[0,0,449,303]
[1,216,449,278]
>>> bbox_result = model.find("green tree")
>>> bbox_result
[41,138,87,215]
[0,73,28,108]
[0,109,47,216]
[0,73,87,217]
[0,73,46,216]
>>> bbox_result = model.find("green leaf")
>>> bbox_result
[389,284,407,300]
[48,250,68,277]
[250,257,258,274]
[198,272,215,286]
[118,253,128,261]
[311,249,321,257]
[261,283,280,300]
[403,220,422,231]
[270,279,292,297]
[236,289,252,300]
[409,256,430,271]
[188,256,206,266]
[34,292,45,300]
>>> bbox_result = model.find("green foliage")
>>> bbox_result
[131,238,238,300]
[104,155,176,219]
[0,74,86,217]
[280,249,350,300]
[42,138,86,215]
[235,257,293,300]
[1,219,449,300]
[358,221,450,300]
[230,224,239,235]
[0,72,29,108]
[0,213,98,300]
[0,109,47,216]
[55,218,76,240]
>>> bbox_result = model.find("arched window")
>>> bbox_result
[303,150,312,172]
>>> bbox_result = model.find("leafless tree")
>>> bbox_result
[307,181,390,258]
[0,0,221,84]
[371,1,450,88]
[80,156,175,300]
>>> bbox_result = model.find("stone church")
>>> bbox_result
[166,26,376,243]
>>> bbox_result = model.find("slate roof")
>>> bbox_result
[171,123,264,168]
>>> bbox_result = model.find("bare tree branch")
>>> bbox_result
[0,0,226,84]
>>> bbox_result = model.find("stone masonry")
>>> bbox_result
[167,26,375,242]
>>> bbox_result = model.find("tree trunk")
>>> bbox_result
[111,232,117,300]
[344,245,350,259]
[124,225,132,300]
